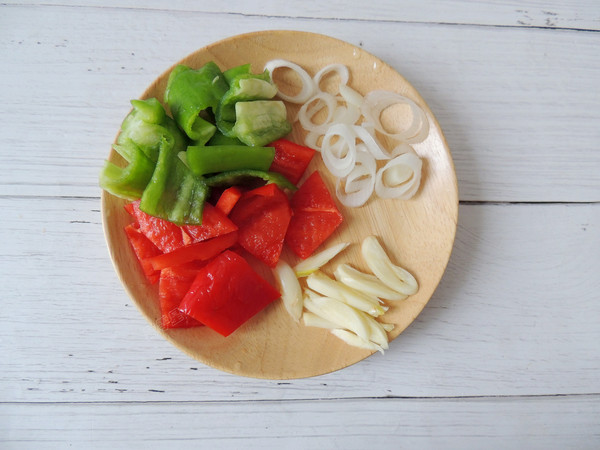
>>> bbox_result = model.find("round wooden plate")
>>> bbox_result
[101,30,458,379]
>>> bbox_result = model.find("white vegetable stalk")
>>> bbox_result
[302,311,338,330]
[272,260,303,321]
[331,329,384,354]
[294,242,350,278]
[303,295,371,342]
[306,271,386,317]
[264,59,317,104]
[335,146,376,208]
[361,236,418,296]
[334,263,408,301]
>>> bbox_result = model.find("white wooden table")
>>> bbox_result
[2,1,599,448]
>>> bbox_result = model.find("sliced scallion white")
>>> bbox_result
[303,295,371,342]
[331,329,384,354]
[334,263,408,301]
[272,260,303,321]
[361,236,418,296]
[294,242,350,278]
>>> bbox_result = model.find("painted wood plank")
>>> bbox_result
[1,395,599,448]
[1,198,598,401]
[3,0,600,31]
[2,5,599,201]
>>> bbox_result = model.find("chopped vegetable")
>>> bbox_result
[229,183,292,267]
[334,263,407,301]
[294,242,350,278]
[179,250,281,337]
[306,271,386,317]
[124,223,162,284]
[186,144,275,177]
[126,200,191,253]
[181,203,238,243]
[302,311,338,329]
[272,260,303,321]
[264,59,317,103]
[335,145,376,207]
[118,98,188,162]
[204,169,297,192]
[361,236,418,296]
[303,295,371,342]
[374,151,422,200]
[139,137,209,225]
[99,140,156,201]
[148,231,238,271]
[268,139,316,185]
[331,329,384,354]
[231,100,292,147]
[158,264,204,329]
[215,186,242,215]
[164,63,229,142]
[285,171,343,259]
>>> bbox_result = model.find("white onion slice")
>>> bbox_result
[272,260,303,321]
[331,329,384,354]
[335,147,376,207]
[332,103,362,126]
[334,263,408,301]
[297,92,338,134]
[353,124,393,160]
[294,242,350,278]
[321,123,357,177]
[304,130,323,151]
[375,152,422,200]
[264,59,317,104]
[362,236,419,296]
[313,64,350,95]
[361,90,429,143]
[339,84,364,107]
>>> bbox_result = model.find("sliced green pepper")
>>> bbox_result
[140,138,209,225]
[207,129,243,146]
[232,101,292,147]
[204,169,297,192]
[186,145,275,177]
[99,140,155,200]
[118,98,187,162]
[165,63,229,142]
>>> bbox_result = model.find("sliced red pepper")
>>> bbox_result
[285,171,343,259]
[215,186,242,215]
[229,184,292,267]
[148,231,238,271]
[179,250,281,336]
[182,203,238,243]
[159,264,204,329]
[124,223,162,284]
[127,200,191,253]
[269,139,316,185]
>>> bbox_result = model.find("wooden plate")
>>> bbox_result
[101,30,458,379]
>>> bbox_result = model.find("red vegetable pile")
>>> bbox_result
[123,140,344,337]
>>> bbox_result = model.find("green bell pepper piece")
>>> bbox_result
[186,145,275,177]
[118,98,187,162]
[207,129,243,146]
[204,169,297,192]
[140,137,209,225]
[165,63,229,142]
[216,69,279,138]
[232,101,292,147]
[99,140,155,200]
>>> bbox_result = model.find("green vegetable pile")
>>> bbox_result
[99,62,293,225]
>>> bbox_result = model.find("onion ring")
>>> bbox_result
[264,59,317,103]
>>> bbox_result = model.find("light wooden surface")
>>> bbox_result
[1,1,599,448]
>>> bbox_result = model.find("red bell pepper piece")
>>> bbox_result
[126,200,191,253]
[148,231,238,271]
[269,139,316,185]
[229,183,292,267]
[285,171,343,259]
[158,264,204,329]
[179,250,281,336]
[215,186,243,215]
[124,223,162,284]
[182,203,238,243]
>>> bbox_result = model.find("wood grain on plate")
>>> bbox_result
[101,30,458,379]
